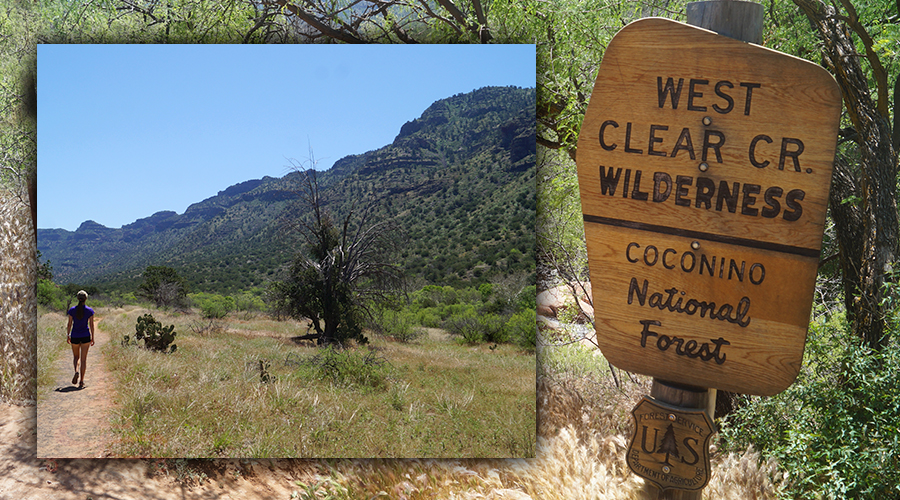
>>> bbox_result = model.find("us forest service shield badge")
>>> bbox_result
[627,396,716,491]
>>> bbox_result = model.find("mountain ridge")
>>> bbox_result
[38,86,536,293]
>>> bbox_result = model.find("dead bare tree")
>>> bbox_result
[270,153,405,345]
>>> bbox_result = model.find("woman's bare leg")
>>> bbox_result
[78,343,90,387]
[71,343,80,371]
[70,343,81,384]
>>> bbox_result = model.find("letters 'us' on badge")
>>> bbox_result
[627,396,716,491]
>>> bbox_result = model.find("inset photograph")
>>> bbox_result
[37,44,536,459]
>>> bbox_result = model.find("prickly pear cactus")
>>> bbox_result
[134,314,178,353]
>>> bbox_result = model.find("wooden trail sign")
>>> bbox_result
[576,18,842,396]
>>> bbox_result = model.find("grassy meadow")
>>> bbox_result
[54,306,535,458]
[88,328,785,500]
[37,304,800,498]
[37,310,70,401]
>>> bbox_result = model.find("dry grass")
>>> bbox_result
[31,304,788,497]
[521,368,786,499]
[36,310,68,401]
[311,339,788,499]
[89,306,536,458]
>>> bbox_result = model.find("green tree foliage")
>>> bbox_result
[36,279,67,311]
[35,253,66,310]
[398,280,536,350]
[789,0,899,350]
[0,3,36,226]
[39,0,267,43]
[269,165,404,345]
[139,265,189,308]
[503,308,537,349]
[189,292,235,319]
[37,0,535,44]
[36,282,99,311]
[537,149,588,288]
[61,283,98,299]
[721,313,900,499]
[233,289,266,310]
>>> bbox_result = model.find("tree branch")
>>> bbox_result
[265,0,365,43]
[794,0,899,348]
[836,0,889,119]
[433,0,491,42]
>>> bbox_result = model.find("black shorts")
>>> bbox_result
[70,336,91,345]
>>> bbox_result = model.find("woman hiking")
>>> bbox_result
[67,290,95,389]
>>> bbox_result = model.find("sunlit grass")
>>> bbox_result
[37,308,69,402]
[87,306,535,458]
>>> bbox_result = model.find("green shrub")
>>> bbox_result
[517,284,537,312]
[412,285,442,308]
[303,346,391,391]
[37,278,67,311]
[505,309,536,349]
[441,303,474,322]
[376,309,425,343]
[106,291,139,308]
[415,308,442,329]
[720,313,900,499]
[443,307,483,343]
[444,307,520,344]
[233,292,265,313]
[478,282,493,301]
[478,313,508,343]
[124,314,177,353]
[440,285,465,305]
[189,292,235,319]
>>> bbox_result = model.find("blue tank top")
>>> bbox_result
[68,305,94,338]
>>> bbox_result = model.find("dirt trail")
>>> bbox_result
[1,405,320,500]
[37,318,118,458]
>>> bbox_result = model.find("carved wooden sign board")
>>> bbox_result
[576,18,842,396]
[628,397,716,491]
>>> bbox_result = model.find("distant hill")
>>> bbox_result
[38,86,536,294]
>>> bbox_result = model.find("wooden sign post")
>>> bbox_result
[575,9,842,498]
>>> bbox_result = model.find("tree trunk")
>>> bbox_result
[828,156,865,318]
[0,194,36,404]
[794,0,899,349]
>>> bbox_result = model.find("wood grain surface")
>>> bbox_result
[576,18,842,395]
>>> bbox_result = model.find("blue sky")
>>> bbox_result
[38,44,535,231]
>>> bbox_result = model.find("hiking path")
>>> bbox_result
[37,317,117,458]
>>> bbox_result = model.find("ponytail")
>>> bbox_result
[75,300,86,320]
